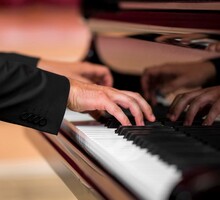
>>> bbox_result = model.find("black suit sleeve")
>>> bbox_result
[0,52,40,67]
[0,60,70,135]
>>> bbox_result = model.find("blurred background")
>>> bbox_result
[0,0,90,199]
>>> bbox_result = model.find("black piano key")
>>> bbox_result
[124,129,176,140]
[165,153,220,171]
[115,122,172,135]
[176,125,220,132]
[183,130,220,150]
[162,120,203,127]
[119,126,220,171]
[102,103,220,174]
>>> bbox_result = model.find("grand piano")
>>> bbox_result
[27,1,220,200]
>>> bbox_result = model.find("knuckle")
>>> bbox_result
[134,92,142,98]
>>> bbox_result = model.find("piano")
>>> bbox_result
[27,1,220,200]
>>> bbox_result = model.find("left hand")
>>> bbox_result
[38,60,113,86]
[168,86,220,125]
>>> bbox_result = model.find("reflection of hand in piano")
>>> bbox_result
[168,86,220,126]
[141,61,216,105]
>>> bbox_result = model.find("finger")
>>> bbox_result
[203,99,220,125]
[168,90,202,121]
[121,91,156,122]
[111,92,145,125]
[102,96,132,126]
[168,94,185,120]
[184,96,205,126]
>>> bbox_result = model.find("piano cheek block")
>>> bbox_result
[169,167,220,200]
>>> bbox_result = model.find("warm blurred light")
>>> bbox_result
[0,0,80,6]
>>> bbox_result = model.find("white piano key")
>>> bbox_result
[76,125,182,200]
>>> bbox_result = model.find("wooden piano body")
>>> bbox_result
[27,1,220,200]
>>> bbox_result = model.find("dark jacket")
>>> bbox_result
[0,53,69,134]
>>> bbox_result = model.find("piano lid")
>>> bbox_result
[82,0,220,31]
[81,0,220,94]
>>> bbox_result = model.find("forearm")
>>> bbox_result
[0,60,70,134]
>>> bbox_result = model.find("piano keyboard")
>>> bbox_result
[76,125,180,200]
[63,108,220,200]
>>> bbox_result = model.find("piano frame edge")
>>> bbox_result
[25,120,138,200]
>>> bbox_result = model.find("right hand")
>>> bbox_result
[141,61,216,104]
[67,79,156,126]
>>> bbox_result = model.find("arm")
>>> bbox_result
[0,60,69,134]
[0,52,155,131]
[37,60,113,86]
[0,52,113,86]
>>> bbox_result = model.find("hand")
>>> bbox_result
[67,79,156,126]
[38,60,113,86]
[168,86,220,126]
[141,61,216,104]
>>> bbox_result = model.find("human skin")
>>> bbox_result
[168,86,220,126]
[67,79,156,126]
[141,61,216,105]
[38,59,113,86]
